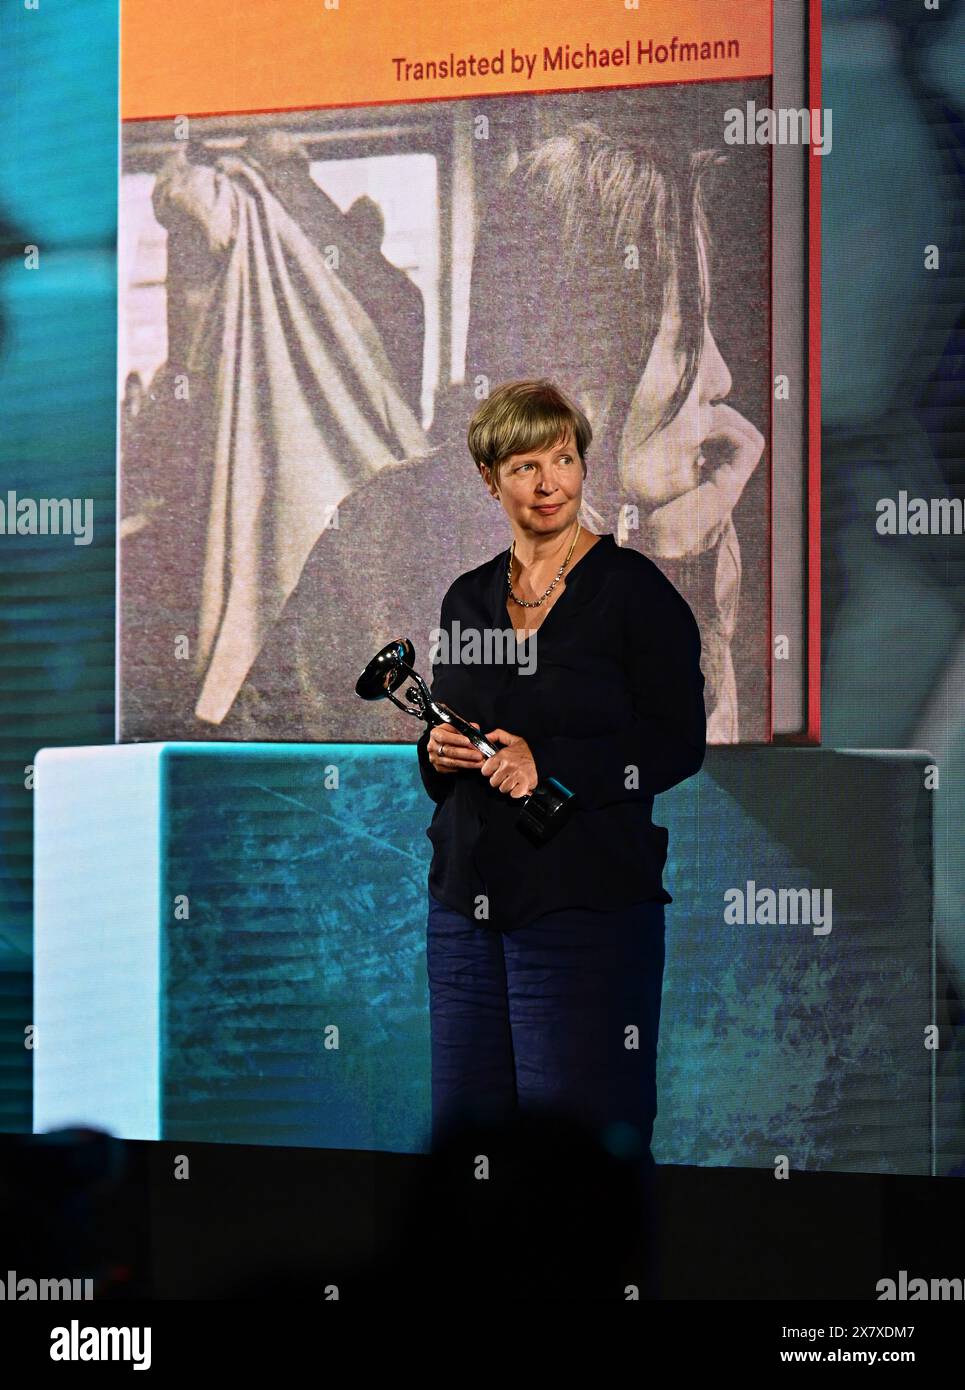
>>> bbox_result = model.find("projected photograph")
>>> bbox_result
[118,83,772,747]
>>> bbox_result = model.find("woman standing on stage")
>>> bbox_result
[417,379,706,1183]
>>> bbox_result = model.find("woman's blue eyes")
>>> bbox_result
[515,456,574,472]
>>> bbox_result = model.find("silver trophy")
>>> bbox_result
[355,638,576,846]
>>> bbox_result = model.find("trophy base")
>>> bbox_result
[516,777,576,847]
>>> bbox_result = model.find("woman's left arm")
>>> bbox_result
[525,571,707,808]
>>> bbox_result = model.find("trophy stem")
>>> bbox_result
[384,689,425,720]
[355,638,576,845]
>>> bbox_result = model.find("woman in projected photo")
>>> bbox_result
[416,378,706,1296]
[462,120,765,741]
[229,118,764,746]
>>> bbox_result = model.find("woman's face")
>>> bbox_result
[483,428,585,541]
[617,243,733,508]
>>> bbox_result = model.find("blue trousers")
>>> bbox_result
[426,888,667,1160]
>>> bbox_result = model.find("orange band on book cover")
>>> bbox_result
[121,0,773,120]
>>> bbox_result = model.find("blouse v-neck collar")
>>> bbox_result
[487,531,616,631]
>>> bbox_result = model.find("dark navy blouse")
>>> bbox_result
[416,533,707,929]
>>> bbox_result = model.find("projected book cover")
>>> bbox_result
[117,0,820,748]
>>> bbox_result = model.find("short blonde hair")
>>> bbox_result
[467,379,591,485]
